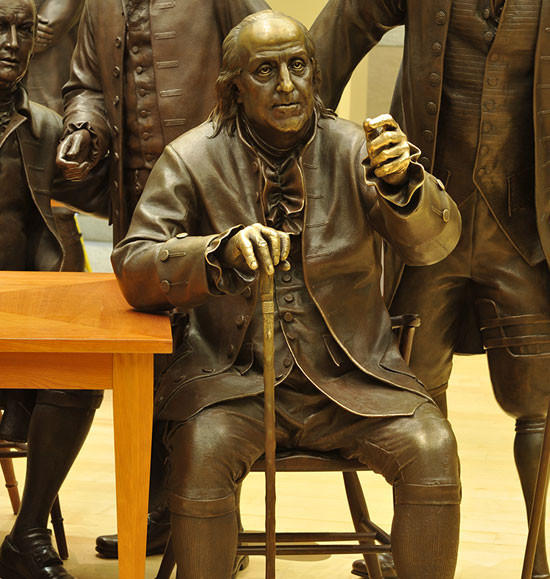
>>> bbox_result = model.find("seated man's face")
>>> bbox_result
[0,0,35,91]
[235,16,315,148]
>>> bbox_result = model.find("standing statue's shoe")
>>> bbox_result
[232,554,249,578]
[351,553,398,578]
[0,528,74,578]
[95,511,171,558]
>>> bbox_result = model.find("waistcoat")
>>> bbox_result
[123,0,164,170]
[434,0,543,263]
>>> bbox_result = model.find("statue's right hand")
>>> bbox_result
[221,223,291,276]
[56,130,96,181]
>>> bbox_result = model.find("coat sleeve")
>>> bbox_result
[216,0,271,37]
[310,0,406,110]
[61,0,110,158]
[37,0,85,47]
[111,145,246,312]
[361,143,461,266]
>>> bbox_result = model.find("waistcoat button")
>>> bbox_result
[435,10,447,25]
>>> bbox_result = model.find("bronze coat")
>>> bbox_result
[14,97,107,271]
[26,0,85,114]
[62,0,270,243]
[112,116,461,421]
[311,0,550,266]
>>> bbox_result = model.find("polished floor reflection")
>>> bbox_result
[0,354,542,578]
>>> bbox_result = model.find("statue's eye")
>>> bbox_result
[256,64,273,77]
[290,59,306,72]
[19,23,34,36]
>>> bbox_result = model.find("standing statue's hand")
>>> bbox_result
[221,224,291,276]
[364,114,411,187]
[56,130,95,181]
[34,15,54,53]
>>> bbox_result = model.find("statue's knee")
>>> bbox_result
[404,406,460,485]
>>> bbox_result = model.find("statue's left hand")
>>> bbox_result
[364,114,410,187]
[34,15,54,54]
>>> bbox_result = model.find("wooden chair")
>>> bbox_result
[0,440,69,560]
[155,313,420,579]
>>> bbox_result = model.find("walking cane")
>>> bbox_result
[260,268,277,579]
[522,398,550,579]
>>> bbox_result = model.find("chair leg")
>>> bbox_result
[0,457,20,515]
[50,496,69,560]
[343,471,384,579]
[156,535,176,579]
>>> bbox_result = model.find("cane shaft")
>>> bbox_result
[260,271,276,579]
[522,398,550,579]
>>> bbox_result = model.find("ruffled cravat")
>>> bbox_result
[240,116,310,234]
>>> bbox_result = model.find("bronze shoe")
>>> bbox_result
[351,553,398,578]
[0,528,74,579]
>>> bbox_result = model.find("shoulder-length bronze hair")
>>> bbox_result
[208,10,334,136]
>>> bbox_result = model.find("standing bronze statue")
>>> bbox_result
[0,1,107,577]
[311,1,550,577]
[55,0,270,561]
[112,11,463,579]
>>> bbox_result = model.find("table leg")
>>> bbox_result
[112,353,154,579]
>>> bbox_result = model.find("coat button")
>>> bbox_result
[143,132,151,140]
[139,88,147,96]
[115,37,122,47]
[140,109,148,118]
[480,146,489,156]
[478,168,487,177]
[283,312,294,323]
[483,123,493,133]
[160,280,171,293]
[159,249,170,262]
[483,7,491,19]
[429,72,441,86]
[283,357,292,368]
[113,180,119,189]
[113,95,120,106]
[487,76,498,86]
[432,42,442,56]
[423,130,434,143]
[419,156,431,170]
[490,53,499,62]
[442,208,450,222]
[202,368,214,373]
[176,232,188,239]
[131,45,139,54]
[113,125,119,136]
[284,294,294,303]
[427,101,438,115]
[484,100,495,111]
[113,66,120,77]
[114,151,120,160]
[243,287,252,299]
[484,31,495,43]
[251,161,259,173]
[146,153,154,162]
[236,315,245,328]
[435,10,447,25]
[282,273,292,282]
[227,344,235,357]
[136,66,144,74]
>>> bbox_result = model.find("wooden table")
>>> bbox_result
[0,272,172,579]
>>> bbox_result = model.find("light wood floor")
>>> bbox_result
[0,354,543,578]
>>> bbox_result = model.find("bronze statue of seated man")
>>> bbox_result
[112,11,463,579]
[0,1,107,577]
